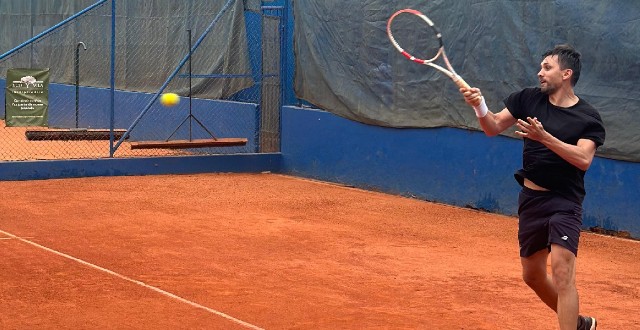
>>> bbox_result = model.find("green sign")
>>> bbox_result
[5,68,50,127]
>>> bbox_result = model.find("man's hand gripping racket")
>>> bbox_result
[387,9,488,117]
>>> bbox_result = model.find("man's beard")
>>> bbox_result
[540,83,556,94]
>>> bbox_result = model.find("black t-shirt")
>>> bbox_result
[504,87,606,203]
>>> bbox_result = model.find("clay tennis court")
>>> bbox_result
[0,173,638,329]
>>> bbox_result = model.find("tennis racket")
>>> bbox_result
[387,8,480,106]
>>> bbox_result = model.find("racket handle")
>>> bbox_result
[453,76,482,107]
[452,75,471,90]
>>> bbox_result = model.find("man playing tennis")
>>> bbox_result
[460,44,605,330]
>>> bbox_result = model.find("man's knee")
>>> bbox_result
[551,264,575,291]
[550,245,577,292]
[522,267,547,288]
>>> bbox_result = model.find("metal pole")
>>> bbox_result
[75,42,87,129]
[188,29,193,141]
[109,0,116,157]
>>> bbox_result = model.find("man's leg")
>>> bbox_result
[521,248,558,312]
[550,244,579,330]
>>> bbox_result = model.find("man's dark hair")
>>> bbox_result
[542,44,581,86]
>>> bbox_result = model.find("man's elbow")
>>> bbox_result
[577,158,593,172]
[577,146,598,171]
[484,130,499,137]
[479,120,505,137]
[481,127,500,137]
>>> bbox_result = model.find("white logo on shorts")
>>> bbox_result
[561,236,568,241]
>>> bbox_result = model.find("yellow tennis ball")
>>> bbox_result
[160,93,180,107]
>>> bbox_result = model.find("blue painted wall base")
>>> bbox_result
[0,153,281,181]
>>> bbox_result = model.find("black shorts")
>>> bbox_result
[517,187,583,258]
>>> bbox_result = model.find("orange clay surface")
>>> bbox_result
[0,120,194,160]
[0,173,638,329]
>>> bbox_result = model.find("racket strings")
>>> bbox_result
[388,12,442,63]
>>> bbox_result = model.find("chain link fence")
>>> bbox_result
[0,0,283,161]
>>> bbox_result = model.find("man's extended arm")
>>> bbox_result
[460,87,517,136]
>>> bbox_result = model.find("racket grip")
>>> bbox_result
[453,76,471,90]
[453,76,482,107]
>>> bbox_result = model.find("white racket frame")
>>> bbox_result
[387,8,472,90]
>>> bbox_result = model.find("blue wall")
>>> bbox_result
[0,153,281,181]
[280,106,640,239]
